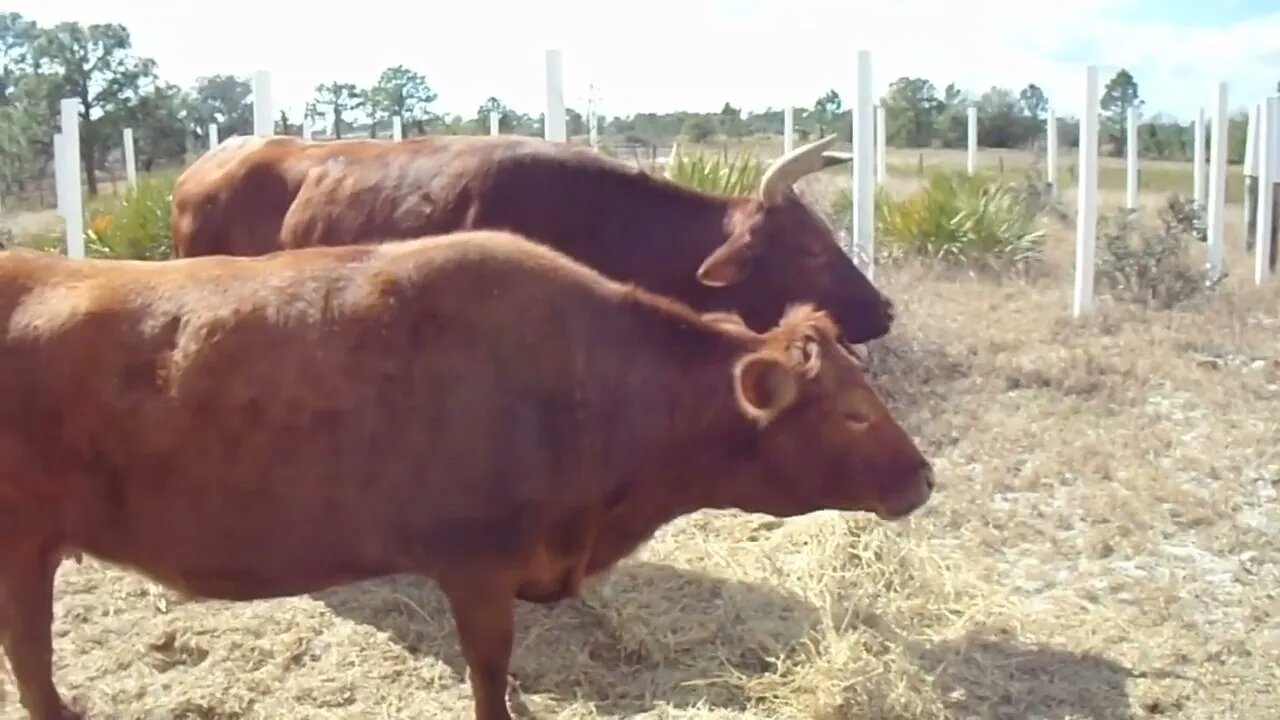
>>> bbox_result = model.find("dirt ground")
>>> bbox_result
[2,178,1279,719]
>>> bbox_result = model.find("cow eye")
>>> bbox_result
[842,410,871,430]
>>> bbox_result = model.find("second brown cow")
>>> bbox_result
[170,133,896,343]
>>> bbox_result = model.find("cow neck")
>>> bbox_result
[607,170,743,290]
[597,294,767,545]
[585,347,765,574]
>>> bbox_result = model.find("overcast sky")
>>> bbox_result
[9,0,1280,122]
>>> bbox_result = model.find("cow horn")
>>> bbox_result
[759,135,851,205]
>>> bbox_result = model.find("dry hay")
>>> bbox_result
[4,198,1280,720]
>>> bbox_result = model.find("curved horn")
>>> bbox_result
[759,134,850,205]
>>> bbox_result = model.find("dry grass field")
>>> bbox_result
[2,158,1279,719]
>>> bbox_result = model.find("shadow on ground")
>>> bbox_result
[914,632,1140,720]
[315,559,820,717]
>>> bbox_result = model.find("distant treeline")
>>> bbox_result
[1,9,1263,203]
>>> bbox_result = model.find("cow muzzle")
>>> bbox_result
[874,464,934,521]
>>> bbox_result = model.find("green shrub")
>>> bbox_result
[1096,194,1221,309]
[830,170,1050,271]
[84,173,176,260]
[664,146,765,197]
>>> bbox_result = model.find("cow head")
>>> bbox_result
[728,304,933,520]
[690,135,894,344]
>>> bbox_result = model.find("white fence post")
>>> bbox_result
[490,110,500,136]
[1244,103,1260,235]
[392,115,402,141]
[966,106,977,175]
[252,70,273,137]
[1206,81,1229,281]
[544,49,566,142]
[852,49,875,279]
[1046,108,1058,200]
[208,123,219,149]
[1193,108,1206,211]
[122,127,137,188]
[783,106,794,154]
[1072,65,1099,318]
[302,120,311,140]
[875,104,887,184]
[1245,104,1259,178]
[1256,96,1277,285]
[59,98,84,260]
[1125,107,1139,209]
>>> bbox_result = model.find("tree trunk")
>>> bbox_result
[83,140,98,197]
[78,98,99,197]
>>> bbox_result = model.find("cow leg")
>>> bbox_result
[0,540,77,720]
[442,581,516,720]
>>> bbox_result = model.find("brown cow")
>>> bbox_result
[0,231,933,720]
[169,132,896,343]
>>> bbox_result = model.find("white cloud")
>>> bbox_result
[9,0,1280,122]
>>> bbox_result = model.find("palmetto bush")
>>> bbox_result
[663,146,766,197]
[832,169,1050,272]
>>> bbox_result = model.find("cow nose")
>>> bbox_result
[917,463,935,492]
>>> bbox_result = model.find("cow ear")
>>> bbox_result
[696,231,761,288]
[732,352,799,427]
